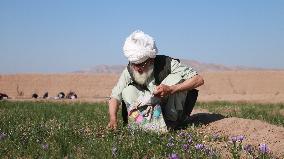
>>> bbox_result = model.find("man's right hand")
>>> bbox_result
[107,118,117,130]
[107,98,120,130]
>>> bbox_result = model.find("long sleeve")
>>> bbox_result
[161,59,198,86]
[110,68,132,102]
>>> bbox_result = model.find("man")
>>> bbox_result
[107,30,204,130]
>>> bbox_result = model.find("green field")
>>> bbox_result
[196,101,284,127]
[0,101,280,158]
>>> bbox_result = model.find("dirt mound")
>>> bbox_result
[191,109,284,158]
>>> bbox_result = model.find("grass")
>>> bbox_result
[0,100,279,158]
[196,101,284,127]
[0,101,217,158]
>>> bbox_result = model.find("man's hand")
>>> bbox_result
[173,75,204,93]
[153,75,204,98]
[107,98,120,130]
[153,84,175,98]
[107,118,117,130]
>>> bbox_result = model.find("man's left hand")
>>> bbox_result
[153,84,174,98]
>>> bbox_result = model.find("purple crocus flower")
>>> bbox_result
[259,143,269,154]
[168,153,180,159]
[112,146,118,156]
[237,135,245,142]
[195,144,204,150]
[230,136,238,143]
[212,134,219,141]
[204,147,215,157]
[244,144,254,153]
[183,144,189,151]
[168,136,174,142]
[0,132,7,141]
[41,143,49,150]
[167,142,174,147]
[187,137,193,144]
[167,136,175,147]
[187,133,192,138]
[178,131,186,137]
[204,147,210,155]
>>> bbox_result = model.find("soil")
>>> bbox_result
[191,109,284,158]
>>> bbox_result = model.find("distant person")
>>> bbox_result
[107,30,204,131]
[32,93,38,99]
[57,92,65,99]
[43,92,48,99]
[66,91,77,99]
[0,93,9,100]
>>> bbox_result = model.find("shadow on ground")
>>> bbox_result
[166,113,226,130]
[190,113,226,125]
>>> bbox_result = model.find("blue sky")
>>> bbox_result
[0,0,283,73]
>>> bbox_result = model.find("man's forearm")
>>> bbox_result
[108,98,120,120]
[170,75,204,94]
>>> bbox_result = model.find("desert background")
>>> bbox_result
[1,61,284,104]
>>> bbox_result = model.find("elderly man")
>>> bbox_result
[108,30,204,131]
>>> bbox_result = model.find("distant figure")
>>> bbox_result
[43,92,48,99]
[32,93,38,99]
[57,92,65,99]
[66,91,77,99]
[107,30,204,131]
[0,93,9,100]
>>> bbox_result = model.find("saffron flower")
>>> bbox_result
[167,136,175,147]
[167,142,174,147]
[244,144,254,154]
[41,143,49,150]
[168,136,174,142]
[230,136,238,143]
[178,131,186,137]
[259,143,269,154]
[237,135,244,142]
[204,147,215,157]
[182,144,189,151]
[0,132,7,141]
[195,144,204,150]
[187,137,193,144]
[168,153,179,159]
[212,133,219,141]
[112,146,118,156]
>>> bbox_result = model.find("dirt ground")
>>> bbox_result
[1,71,284,103]
[0,71,284,157]
[199,71,284,104]
[191,109,284,158]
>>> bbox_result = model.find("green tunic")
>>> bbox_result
[111,58,198,122]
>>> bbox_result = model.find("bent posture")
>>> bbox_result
[108,30,204,131]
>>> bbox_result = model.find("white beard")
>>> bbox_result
[132,65,154,86]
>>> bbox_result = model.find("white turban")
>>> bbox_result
[123,30,158,64]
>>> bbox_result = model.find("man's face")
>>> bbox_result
[130,58,154,74]
[130,58,154,85]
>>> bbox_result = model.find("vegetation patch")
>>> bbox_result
[0,101,278,158]
[196,101,284,127]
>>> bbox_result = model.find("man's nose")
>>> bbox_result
[137,68,143,74]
